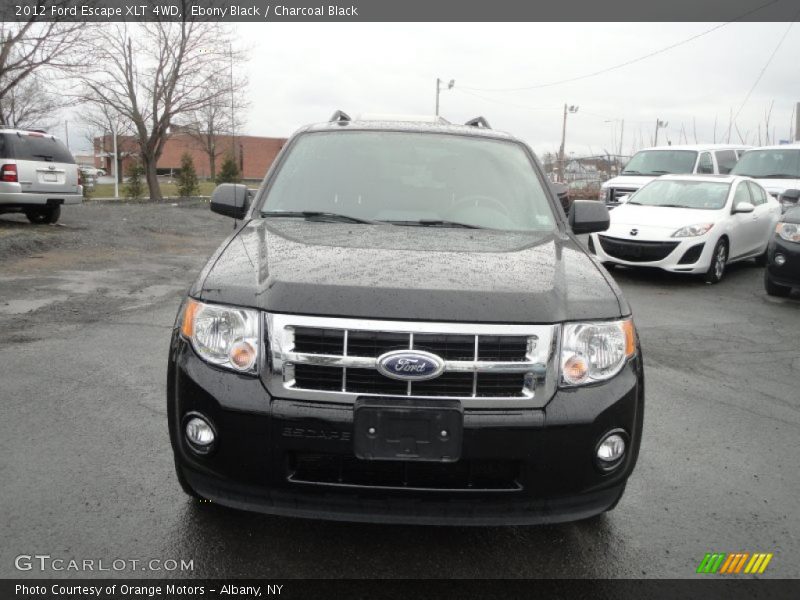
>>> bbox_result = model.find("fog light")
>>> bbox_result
[774,254,786,266]
[185,415,215,451]
[596,431,626,469]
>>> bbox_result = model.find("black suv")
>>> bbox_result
[168,114,644,525]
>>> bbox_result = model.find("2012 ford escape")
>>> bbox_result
[167,113,644,525]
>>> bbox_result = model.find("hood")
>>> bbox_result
[604,203,722,239]
[194,220,625,323]
[748,177,800,197]
[601,175,658,190]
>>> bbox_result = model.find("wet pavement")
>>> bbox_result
[1,203,798,579]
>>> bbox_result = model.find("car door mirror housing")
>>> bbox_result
[781,189,800,201]
[734,201,754,214]
[569,200,610,234]
[210,184,251,219]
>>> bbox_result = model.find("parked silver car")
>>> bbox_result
[0,129,83,224]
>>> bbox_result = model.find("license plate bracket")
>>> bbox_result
[354,398,463,462]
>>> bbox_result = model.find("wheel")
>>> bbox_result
[704,239,728,284]
[764,271,791,297]
[174,459,203,499]
[25,205,61,224]
[754,249,768,267]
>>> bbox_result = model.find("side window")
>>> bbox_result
[732,182,752,210]
[715,150,737,174]
[747,182,766,205]
[697,152,714,174]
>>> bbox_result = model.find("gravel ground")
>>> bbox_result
[1,202,798,579]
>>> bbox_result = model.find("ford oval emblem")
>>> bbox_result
[376,350,445,381]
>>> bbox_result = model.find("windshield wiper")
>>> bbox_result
[261,211,376,224]
[756,173,798,179]
[32,154,54,161]
[653,204,685,208]
[649,170,672,174]
[385,219,485,229]
[626,201,642,205]
[621,170,641,175]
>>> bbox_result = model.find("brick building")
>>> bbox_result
[94,132,287,181]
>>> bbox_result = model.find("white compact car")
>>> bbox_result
[600,144,750,208]
[589,175,781,283]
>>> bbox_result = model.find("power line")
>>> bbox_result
[459,0,780,93]
[731,12,798,125]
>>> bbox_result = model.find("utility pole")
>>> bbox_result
[795,102,800,141]
[617,119,624,160]
[112,123,119,199]
[435,78,454,117]
[558,104,579,181]
[64,121,70,151]
[230,43,236,170]
[654,119,668,146]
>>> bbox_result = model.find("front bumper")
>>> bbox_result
[168,334,644,525]
[590,232,713,274]
[766,236,800,288]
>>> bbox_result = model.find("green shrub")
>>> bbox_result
[125,162,145,200]
[176,152,199,198]
[215,154,241,184]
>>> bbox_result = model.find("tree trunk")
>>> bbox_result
[143,156,162,202]
[209,153,216,180]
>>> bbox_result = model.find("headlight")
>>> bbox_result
[776,222,800,243]
[180,299,260,373]
[560,318,636,386]
[671,223,714,238]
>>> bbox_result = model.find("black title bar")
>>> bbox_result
[1,0,799,22]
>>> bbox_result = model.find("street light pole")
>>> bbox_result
[435,78,454,117]
[112,123,119,199]
[558,104,579,181]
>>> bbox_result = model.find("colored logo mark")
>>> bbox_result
[696,552,773,574]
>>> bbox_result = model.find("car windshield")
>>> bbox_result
[731,149,800,179]
[621,150,698,175]
[260,131,557,232]
[627,179,730,210]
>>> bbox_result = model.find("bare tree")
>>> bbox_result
[0,72,61,130]
[179,72,249,180]
[79,18,234,201]
[0,16,88,126]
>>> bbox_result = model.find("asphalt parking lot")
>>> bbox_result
[1,202,798,579]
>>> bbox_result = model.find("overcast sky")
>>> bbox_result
[72,22,800,157]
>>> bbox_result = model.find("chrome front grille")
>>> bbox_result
[264,314,559,408]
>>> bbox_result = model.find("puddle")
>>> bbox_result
[0,296,69,315]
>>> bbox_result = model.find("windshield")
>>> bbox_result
[621,150,698,176]
[627,179,730,210]
[260,131,556,232]
[731,149,800,179]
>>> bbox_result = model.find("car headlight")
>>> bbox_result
[560,318,636,386]
[776,222,800,243]
[671,223,714,238]
[180,299,260,373]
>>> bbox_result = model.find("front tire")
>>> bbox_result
[754,249,768,267]
[764,272,791,297]
[704,239,728,284]
[25,205,61,224]
[174,459,203,499]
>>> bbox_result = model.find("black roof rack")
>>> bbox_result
[465,116,491,129]
[329,110,352,123]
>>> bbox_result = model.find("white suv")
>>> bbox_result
[0,129,83,224]
[600,144,750,208]
[730,144,800,212]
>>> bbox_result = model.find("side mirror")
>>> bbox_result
[569,200,610,234]
[733,201,754,214]
[781,189,800,201]
[210,183,251,219]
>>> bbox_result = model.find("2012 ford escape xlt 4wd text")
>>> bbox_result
[168,113,644,525]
